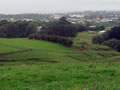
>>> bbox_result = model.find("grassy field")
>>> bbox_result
[0,32,120,89]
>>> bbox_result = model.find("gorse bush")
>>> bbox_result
[28,34,73,47]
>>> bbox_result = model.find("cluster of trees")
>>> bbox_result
[92,26,120,51]
[28,34,73,47]
[0,20,37,38]
[40,17,86,37]
[103,39,120,52]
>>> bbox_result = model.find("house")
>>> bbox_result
[98,30,106,34]
[89,26,96,28]
[37,26,42,32]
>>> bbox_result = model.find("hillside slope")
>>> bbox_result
[0,33,120,89]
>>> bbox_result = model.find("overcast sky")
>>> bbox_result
[0,0,120,14]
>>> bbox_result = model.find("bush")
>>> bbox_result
[92,26,120,51]
[103,39,120,51]
[28,34,35,40]
[92,35,104,44]
[28,34,73,47]
[108,27,120,40]
[92,26,120,44]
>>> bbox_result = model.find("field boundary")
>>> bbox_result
[0,49,32,58]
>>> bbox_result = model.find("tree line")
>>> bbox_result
[0,17,87,47]
[0,20,37,38]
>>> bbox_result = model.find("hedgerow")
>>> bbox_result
[28,34,73,47]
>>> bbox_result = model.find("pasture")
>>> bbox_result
[0,32,120,89]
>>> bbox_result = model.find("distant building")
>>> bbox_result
[70,14,85,18]
[89,26,96,28]
[37,26,42,32]
[70,21,76,24]
[52,15,61,20]
[9,18,16,22]
[101,18,109,22]
[22,18,33,21]
[98,30,106,34]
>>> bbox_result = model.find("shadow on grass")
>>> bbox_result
[0,58,58,63]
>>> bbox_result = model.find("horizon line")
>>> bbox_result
[1,10,120,15]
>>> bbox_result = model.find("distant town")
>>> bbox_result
[0,11,119,23]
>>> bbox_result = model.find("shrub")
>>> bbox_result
[108,27,120,40]
[92,35,104,44]
[92,26,120,51]
[92,26,120,44]
[103,39,120,51]
[28,34,35,40]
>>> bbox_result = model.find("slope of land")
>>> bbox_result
[0,32,120,89]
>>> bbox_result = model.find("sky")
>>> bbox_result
[0,0,120,14]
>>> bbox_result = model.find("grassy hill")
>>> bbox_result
[0,32,120,89]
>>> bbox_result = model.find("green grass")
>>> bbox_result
[74,32,96,44]
[0,38,73,52]
[73,32,109,49]
[1,63,120,90]
[0,45,20,53]
[0,32,120,89]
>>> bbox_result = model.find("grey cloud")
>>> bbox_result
[0,0,120,14]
